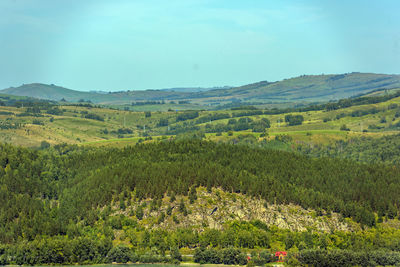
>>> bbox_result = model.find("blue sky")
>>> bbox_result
[0,0,399,91]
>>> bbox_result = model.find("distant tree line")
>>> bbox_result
[132,101,166,106]
[224,90,400,116]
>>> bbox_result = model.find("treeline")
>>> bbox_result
[132,100,166,106]
[0,121,21,130]
[2,222,400,265]
[295,249,400,266]
[263,89,400,115]
[0,237,180,265]
[296,134,400,166]
[0,96,57,108]
[80,111,104,121]
[165,113,271,134]
[195,113,231,124]
[176,111,199,121]
[332,107,381,121]
[203,117,271,133]
[195,248,400,266]
[217,89,400,116]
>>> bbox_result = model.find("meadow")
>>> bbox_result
[1,91,400,149]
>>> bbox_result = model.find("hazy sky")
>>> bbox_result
[0,0,399,91]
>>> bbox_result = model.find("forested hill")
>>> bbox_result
[2,139,400,243]
[2,140,400,265]
[2,72,399,106]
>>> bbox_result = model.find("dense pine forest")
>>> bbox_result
[1,140,400,265]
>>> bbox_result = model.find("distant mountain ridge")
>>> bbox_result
[160,86,232,93]
[2,73,400,106]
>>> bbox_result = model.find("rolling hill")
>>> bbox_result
[2,73,400,107]
[0,83,95,102]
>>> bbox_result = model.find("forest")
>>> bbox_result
[295,134,400,165]
[1,140,400,264]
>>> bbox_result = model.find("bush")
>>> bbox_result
[117,128,133,134]
[0,254,8,265]
[107,245,136,263]
[47,108,63,115]
[252,250,274,265]
[275,134,293,143]
[157,118,169,127]
[176,111,199,122]
[194,248,247,265]
[194,248,221,264]
[84,113,104,121]
[32,119,44,125]
[220,248,247,265]
[40,141,51,149]
[340,124,350,131]
[228,118,237,125]
[285,114,304,126]
[136,206,144,220]
[170,246,182,262]
[139,251,166,263]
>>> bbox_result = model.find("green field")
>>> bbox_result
[1,91,400,148]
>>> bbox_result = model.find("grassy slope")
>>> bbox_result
[1,83,97,102]
[172,73,400,104]
[0,92,400,147]
[2,73,400,107]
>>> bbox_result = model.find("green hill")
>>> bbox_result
[1,87,400,150]
[1,140,400,266]
[0,83,97,102]
[192,72,400,103]
[2,73,399,107]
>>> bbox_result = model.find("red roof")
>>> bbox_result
[275,251,287,256]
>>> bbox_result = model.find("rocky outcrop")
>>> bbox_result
[115,187,355,232]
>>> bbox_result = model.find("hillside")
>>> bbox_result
[1,83,97,102]
[2,94,400,265]
[1,140,400,266]
[203,72,400,103]
[1,88,400,150]
[2,73,400,108]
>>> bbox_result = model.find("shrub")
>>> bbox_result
[170,246,182,262]
[106,245,136,263]
[340,124,350,131]
[32,119,44,125]
[285,114,304,126]
[84,113,104,121]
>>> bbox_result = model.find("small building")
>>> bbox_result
[275,251,287,262]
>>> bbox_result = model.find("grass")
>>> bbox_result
[0,94,399,148]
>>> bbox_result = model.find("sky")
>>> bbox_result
[0,0,399,91]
